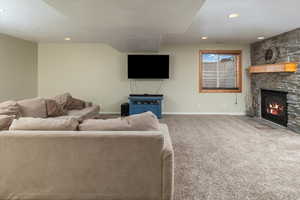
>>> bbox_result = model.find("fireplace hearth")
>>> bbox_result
[261,89,288,127]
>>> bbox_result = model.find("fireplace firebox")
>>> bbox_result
[261,89,288,126]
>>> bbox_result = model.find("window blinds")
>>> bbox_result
[202,54,238,89]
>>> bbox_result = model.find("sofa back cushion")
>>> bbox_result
[79,111,160,131]
[79,118,130,131]
[45,99,66,117]
[0,101,20,117]
[9,117,79,131]
[0,115,15,130]
[18,98,47,118]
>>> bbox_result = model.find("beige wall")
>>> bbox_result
[38,43,129,112]
[0,34,37,102]
[38,43,250,114]
[160,44,250,114]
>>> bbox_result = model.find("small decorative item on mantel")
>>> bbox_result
[264,47,279,64]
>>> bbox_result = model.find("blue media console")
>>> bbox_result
[128,95,163,118]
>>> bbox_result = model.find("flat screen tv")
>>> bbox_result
[128,54,169,79]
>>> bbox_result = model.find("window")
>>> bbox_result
[199,50,242,93]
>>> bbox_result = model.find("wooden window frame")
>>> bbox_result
[199,50,242,93]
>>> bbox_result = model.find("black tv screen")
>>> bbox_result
[128,55,169,79]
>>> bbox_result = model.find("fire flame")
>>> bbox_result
[266,103,284,115]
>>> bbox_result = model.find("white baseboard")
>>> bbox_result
[162,112,246,115]
[99,112,120,114]
[100,112,246,116]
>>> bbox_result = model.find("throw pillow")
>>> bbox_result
[45,99,66,117]
[0,100,20,117]
[17,98,47,118]
[9,117,79,131]
[66,97,86,110]
[0,115,16,130]
[84,101,93,107]
[126,111,160,131]
[53,93,73,110]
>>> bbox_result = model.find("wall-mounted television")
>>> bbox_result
[128,54,169,79]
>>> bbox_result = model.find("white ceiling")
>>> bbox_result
[163,0,300,45]
[0,0,204,51]
[0,0,300,51]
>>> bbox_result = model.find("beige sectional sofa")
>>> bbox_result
[0,94,174,200]
[0,124,174,200]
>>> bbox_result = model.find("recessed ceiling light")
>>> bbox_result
[0,9,5,13]
[257,36,265,40]
[201,36,208,40]
[229,13,239,18]
[64,37,71,41]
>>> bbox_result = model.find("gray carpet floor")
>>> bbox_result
[160,115,300,200]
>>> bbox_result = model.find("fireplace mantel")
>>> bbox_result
[249,62,297,73]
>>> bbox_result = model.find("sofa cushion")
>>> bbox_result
[53,93,73,110]
[45,99,66,117]
[9,117,79,131]
[17,98,47,118]
[0,115,16,130]
[68,105,100,120]
[0,101,20,117]
[79,111,160,131]
[53,115,84,122]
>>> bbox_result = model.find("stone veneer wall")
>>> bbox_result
[251,28,300,133]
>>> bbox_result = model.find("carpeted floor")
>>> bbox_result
[160,115,300,200]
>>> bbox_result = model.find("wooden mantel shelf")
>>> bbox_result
[249,62,298,73]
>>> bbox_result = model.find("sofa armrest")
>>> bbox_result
[160,123,174,200]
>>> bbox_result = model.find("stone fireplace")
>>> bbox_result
[250,28,300,133]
